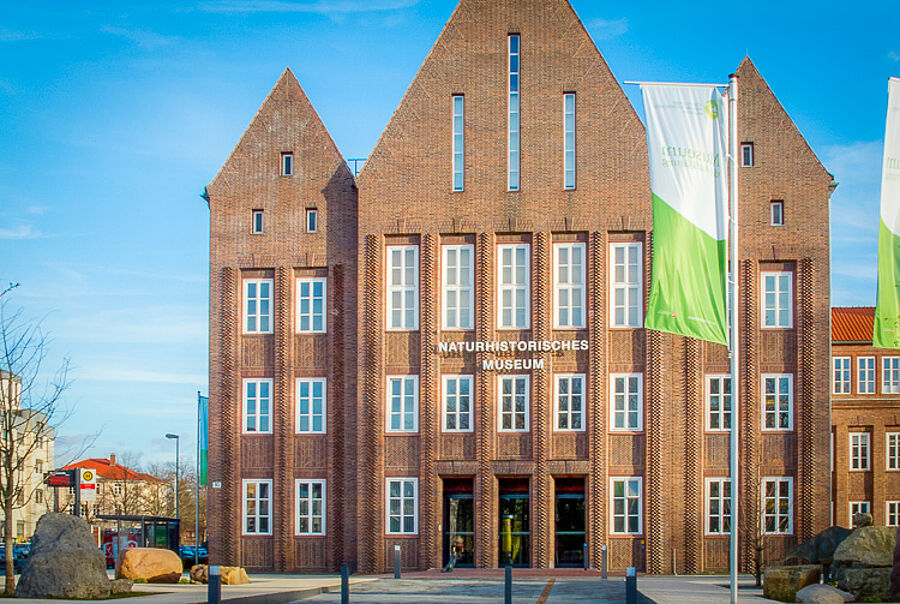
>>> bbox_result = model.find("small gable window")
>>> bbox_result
[770,201,784,226]
[282,152,294,176]
[306,208,318,233]
[252,210,264,234]
[741,143,754,167]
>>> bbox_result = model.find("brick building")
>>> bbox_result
[831,307,900,529]
[205,0,834,573]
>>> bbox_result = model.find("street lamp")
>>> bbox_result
[165,433,179,519]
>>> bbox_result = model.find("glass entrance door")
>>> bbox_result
[499,494,530,566]
[443,494,474,567]
[555,493,585,566]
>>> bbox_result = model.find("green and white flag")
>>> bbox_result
[874,78,900,349]
[642,84,730,345]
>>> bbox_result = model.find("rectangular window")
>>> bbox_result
[295,479,325,535]
[761,271,792,328]
[442,375,473,432]
[610,477,642,535]
[554,242,585,329]
[888,433,900,470]
[282,152,293,175]
[386,245,419,330]
[498,375,529,432]
[452,95,465,192]
[849,432,870,471]
[243,378,272,434]
[706,375,732,432]
[883,357,900,394]
[296,378,326,434]
[833,357,851,394]
[761,477,793,535]
[386,376,419,433]
[386,477,418,535]
[887,501,900,527]
[508,34,520,191]
[243,278,273,334]
[296,277,326,333]
[770,201,784,226]
[243,479,272,535]
[555,374,585,431]
[442,245,474,330]
[610,242,642,328]
[610,373,643,431]
[252,209,264,234]
[306,208,318,233]
[858,357,875,394]
[762,374,793,431]
[849,501,870,525]
[497,244,530,329]
[563,93,576,190]
[705,478,732,535]
[741,142,754,167]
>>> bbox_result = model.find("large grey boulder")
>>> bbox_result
[891,526,900,599]
[833,525,897,568]
[795,583,853,603]
[839,567,891,600]
[15,513,111,599]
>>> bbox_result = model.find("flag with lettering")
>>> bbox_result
[874,78,900,348]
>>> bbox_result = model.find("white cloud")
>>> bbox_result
[889,51,900,62]
[99,25,179,50]
[586,17,628,41]
[197,0,419,14]
[0,224,44,239]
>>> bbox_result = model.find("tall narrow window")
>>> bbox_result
[442,375,473,432]
[833,357,851,394]
[282,152,294,175]
[508,34,520,191]
[386,376,419,433]
[610,373,642,431]
[761,271,792,328]
[306,208,318,233]
[770,201,784,226]
[706,375,732,431]
[762,374,793,430]
[295,479,325,535]
[296,278,326,333]
[858,357,875,394]
[610,477,642,535]
[554,242,585,328]
[442,245,474,330]
[243,278,273,334]
[386,478,418,535]
[252,209,264,234]
[761,477,792,534]
[888,432,900,470]
[563,92,576,189]
[610,242,642,328]
[386,245,419,330]
[740,143,754,167]
[498,375,529,432]
[849,432,870,471]
[452,95,465,192]
[243,378,272,434]
[296,378,326,434]
[884,357,900,393]
[243,479,272,535]
[555,374,584,431]
[497,244,530,329]
[705,478,732,535]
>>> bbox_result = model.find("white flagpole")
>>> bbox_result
[728,72,741,604]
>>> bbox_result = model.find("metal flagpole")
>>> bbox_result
[195,391,201,567]
[727,72,741,604]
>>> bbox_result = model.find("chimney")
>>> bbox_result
[110,453,116,465]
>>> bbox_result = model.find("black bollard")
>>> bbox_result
[504,564,512,604]
[583,542,589,570]
[341,564,349,604]
[208,565,221,604]
[625,566,637,604]
[393,545,401,579]
[601,545,608,580]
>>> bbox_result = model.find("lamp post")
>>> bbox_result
[165,434,180,519]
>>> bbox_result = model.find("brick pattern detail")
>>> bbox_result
[682,337,701,573]
[532,232,551,568]
[475,232,495,569]
[274,265,294,571]
[646,326,665,574]
[220,266,239,566]
[587,231,607,568]
[419,234,438,568]
[330,264,346,570]
[740,259,758,572]
[797,257,816,543]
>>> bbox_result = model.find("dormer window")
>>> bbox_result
[282,152,294,176]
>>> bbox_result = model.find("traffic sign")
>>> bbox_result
[79,468,97,502]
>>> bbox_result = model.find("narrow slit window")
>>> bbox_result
[252,210,264,234]
[306,208,318,233]
[563,93,575,190]
[770,201,784,226]
[508,34,520,191]
[741,143,754,167]
[282,152,294,176]
[452,95,464,192]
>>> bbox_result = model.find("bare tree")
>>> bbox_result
[0,290,70,595]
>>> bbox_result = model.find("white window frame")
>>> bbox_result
[706,374,733,432]
[296,377,327,434]
[554,373,585,432]
[507,34,520,192]
[705,478,732,536]
[282,152,293,176]
[849,501,870,525]
[887,501,900,527]
[242,479,273,535]
[849,432,871,471]
[770,201,784,226]
[442,375,473,433]
[610,373,643,432]
[242,378,273,434]
[296,277,327,334]
[883,357,900,394]
[243,278,274,334]
[609,476,642,535]
[833,357,851,394]
[888,432,900,471]
[498,374,530,432]
[609,242,642,328]
[761,477,793,535]
[452,95,464,192]
[386,375,419,433]
[760,270,793,329]
[857,356,876,394]
[553,242,585,329]
[385,477,418,535]
[563,92,576,190]
[306,208,318,233]
[442,244,474,330]
[741,142,754,167]
[497,244,530,329]
[295,479,326,536]
[386,245,419,331]
[252,209,264,234]
[761,374,793,431]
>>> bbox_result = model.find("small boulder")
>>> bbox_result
[833,525,896,568]
[853,512,874,528]
[763,565,822,602]
[840,566,891,600]
[221,566,250,585]
[190,563,208,583]
[795,583,853,603]
[117,547,183,583]
[110,578,134,594]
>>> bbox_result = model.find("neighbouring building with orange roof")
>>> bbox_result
[831,307,900,528]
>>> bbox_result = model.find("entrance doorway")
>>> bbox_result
[442,478,474,567]
[554,477,586,567]
[498,478,530,567]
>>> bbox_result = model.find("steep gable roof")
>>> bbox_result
[63,457,165,483]
[832,307,874,343]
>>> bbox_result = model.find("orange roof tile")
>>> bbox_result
[832,307,875,343]
[63,457,165,483]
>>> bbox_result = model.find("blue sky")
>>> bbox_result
[1,0,897,468]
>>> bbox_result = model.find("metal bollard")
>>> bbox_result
[208,565,221,604]
[393,544,401,579]
[625,566,637,604]
[583,543,589,570]
[601,545,608,580]
[340,564,349,604]
[504,563,512,604]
